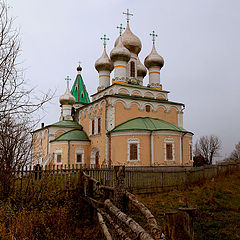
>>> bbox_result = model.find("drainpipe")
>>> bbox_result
[150,131,154,166]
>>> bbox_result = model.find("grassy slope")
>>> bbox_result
[133,170,240,240]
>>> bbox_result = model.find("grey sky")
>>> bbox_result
[8,0,240,159]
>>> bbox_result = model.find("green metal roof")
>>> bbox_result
[48,120,83,130]
[52,129,90,142]
[71,74,90,104]
[110,117,192,134]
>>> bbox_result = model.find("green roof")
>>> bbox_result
[52,129,90,142]
[110,117,192,134]
[71,74,90,104]
[48,120,83,130]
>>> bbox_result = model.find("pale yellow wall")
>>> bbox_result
[79,102,107,165]
[69,143,90,166]
[153,135,181,165]
[32,129,49,165]
[55,131,65,139]
[50,143,68,165]
[115,102,178,127]
[49,142,91,166]
[182,136,193,166]
[111,133,193,166]
[111,134,151,166]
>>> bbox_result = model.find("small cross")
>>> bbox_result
[100,34,109,48]
[117,23,125,36]
[123,9,133,23]
[65,76,71,88]
[78,61,81,66]
[150,30,158,44]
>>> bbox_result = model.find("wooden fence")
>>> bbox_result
[8,162,240,194]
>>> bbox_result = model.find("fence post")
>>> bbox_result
[165,208,195,240]
[88,178,95,223]
[113,166,128,212]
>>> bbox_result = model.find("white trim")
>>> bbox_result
[54,149,62,165]
[164,138,175,161]
[51,141,68,145]
[127,138,140,162]
[111,131,150,137]
[75,148,85,164]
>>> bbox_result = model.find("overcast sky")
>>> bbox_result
[8,0,240,159]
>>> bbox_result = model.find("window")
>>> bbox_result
[98,118,101,134]
[57,154,62,163]
[81,91,84,98]
[189,143,193,161]
[166,143,173,160]
[55,149,62,164]
[130,61,135,77]
[92,119,95,135]
[164,139,175,161]
[130,143,138,160]
[146,105,151,112]
[75,149,84,164]
[128,139,140,161]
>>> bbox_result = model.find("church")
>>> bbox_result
[32,10,193,167]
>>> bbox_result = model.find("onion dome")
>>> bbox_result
[144,43,164,69]
[136,57,147,77]
[110,36,131,62]
[77,65,82,72]
[114,23,142,55]
[95,48,114,72]
[59,86,75,105]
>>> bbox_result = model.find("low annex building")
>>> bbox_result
[33,10,193,167]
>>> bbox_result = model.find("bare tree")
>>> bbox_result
[0,1,51,121]
[0,115,34,198]
[230,141,240,162]
[194,135,221,165]
[0,1,52,199]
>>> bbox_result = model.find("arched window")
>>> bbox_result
[98,118,101,134]
[92,119,95,135]
[130,61,135,77]
[146,105,151,112]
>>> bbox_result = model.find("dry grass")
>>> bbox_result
[132,170,240,240]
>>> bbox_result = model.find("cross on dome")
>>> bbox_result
[117,23,125,36]
[100,34,110,48]
[65,76,71,89]
[123,9,133,23]
[150,30,158,44]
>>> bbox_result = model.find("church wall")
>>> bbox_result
[111,134,151,166]
[182,135,193,166]
[50,143,68,165]
[153,134,181,165]
[69,142,90,165]
[114,102,178,127]
[32,129,49,165]
[79,102,107,165]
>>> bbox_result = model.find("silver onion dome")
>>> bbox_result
[110,36,131,62]
[95,48,114,72]
[59,87,75,105]
[114,23,142,55]
[144,43,164,69]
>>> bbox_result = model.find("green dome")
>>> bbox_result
[110,117,192,134]
[48,120,83,130]
[52,129,90,142]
